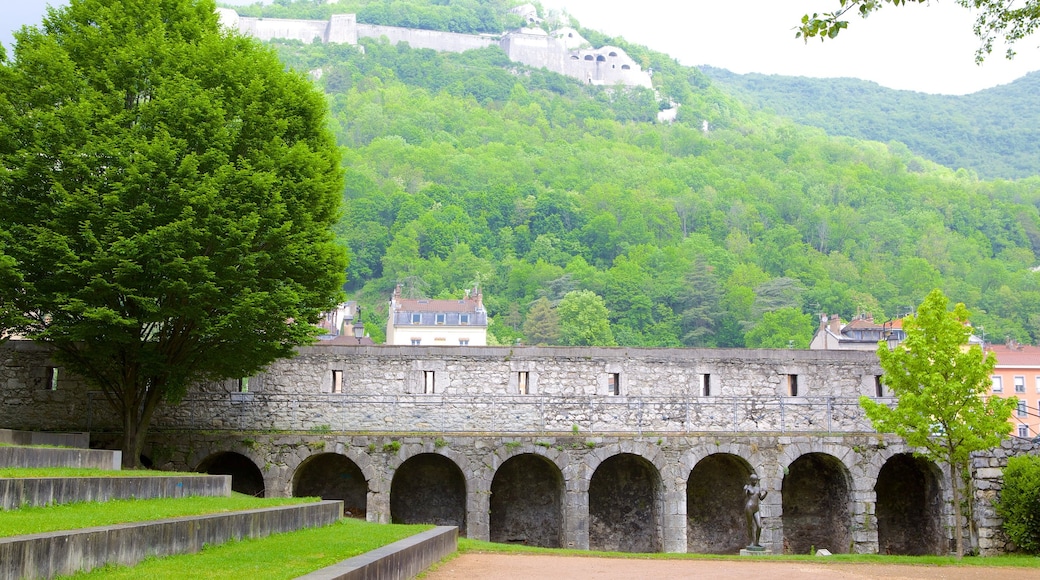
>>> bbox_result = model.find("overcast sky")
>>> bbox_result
[4,0,1040,95]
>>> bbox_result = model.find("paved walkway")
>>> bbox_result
[424,553,1033,579]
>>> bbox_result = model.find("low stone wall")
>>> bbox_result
[296,525,457,580]
[0,429,89,448]
[0,474,231,510]
[0,500,343,580]
[972,438,1040,555]
[0,446,120,470]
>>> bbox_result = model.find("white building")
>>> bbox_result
[385,286,488,346]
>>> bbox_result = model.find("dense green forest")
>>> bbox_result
[702,66,1040,181]
[227,0,1040,348]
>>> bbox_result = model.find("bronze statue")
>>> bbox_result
[744,473,767,549]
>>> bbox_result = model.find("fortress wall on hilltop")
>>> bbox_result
[357,24,495,53]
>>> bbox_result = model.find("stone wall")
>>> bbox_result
[357,24,495,53]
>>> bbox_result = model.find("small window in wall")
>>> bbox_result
[701,374,711,397]
[460,313,470,325]
[1019,424,1029,438]
[787,374,799,397]
[875,375,884,397]
[45,367,59,391]
[1035,376,1040,393]
[1018,400,1027,417]
[608,373,620,396]
[992,376,1003,392]
[331,370,343,394]
[518,371,530,395]
[423,370,436,394]
[411,313,421,324]
[238,377,249,393]
[459,338,469,346]
[411,338,421,345]
[436,313,446,325]
[1015,376,1026,393]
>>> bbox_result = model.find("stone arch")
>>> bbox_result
[608,51,618,57]
[292,452,368,518]
[588,452,662,553]
[782,452,852,554]
[196,451,265,498]
[584,54,593,61]
[621,64,631,70]
[596,55,606,62]
[390,452,467,530]
[687,453,754,554]
[490,453,564,547]
[875,454,945,555]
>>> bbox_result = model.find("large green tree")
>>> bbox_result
[798,0,1040,62]
[0,0,347,467]
[863,289,1016,557]
[557,290,616,346]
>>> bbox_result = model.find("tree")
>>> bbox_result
[743,307,815,349]
[522,297,560,346]
[557,290,616,346]
[863,289,1016,557]
[996,454,1040,554]
[798,0,1040,62]
[0,0,347,467]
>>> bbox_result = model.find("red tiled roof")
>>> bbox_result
[988,344,1040,366]
[395,298,481,313]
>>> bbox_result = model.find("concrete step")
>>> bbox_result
[1,474,231,510]
[0,446,121,470]
[0,500,344,580]
[296,525,458,580]
[0,429,89,449]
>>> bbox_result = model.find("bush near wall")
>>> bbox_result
[997,454,1040,554]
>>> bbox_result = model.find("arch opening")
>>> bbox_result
[876,454,945,555]
[390,453,467,531]
[490,454,563,547]
[196,451,265,497]
[782,453,852,554]
[687,453,753,554]
[589,453,662,553]
[293,453,367,518]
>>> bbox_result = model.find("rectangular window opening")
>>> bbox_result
[518,371,530,395]
[992,376,1003,393]
[787,374,799,397]
[423,370,436,394]
[1035,376,1040,394]
[608,373,620,396]
[1017,401,1027,417]
[1015,376,1026,393]
[1019,424,1029,438]
[701,374,711,397]
[46,367,59,391]
[460,313,470,325]
[435,313,446,325]
[875,375,884,397]
[331,370,343,394]
[411,338,421,346]
[459,338,469,346]
[411,313,421,324]
[238,377,249,393]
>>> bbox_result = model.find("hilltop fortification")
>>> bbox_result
[216,8,653,89]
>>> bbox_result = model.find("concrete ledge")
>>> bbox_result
[0,430,90,449]
[0,500,343,580]
[0,446,120,470]
[296,526,458,580]
[1,474,231,510]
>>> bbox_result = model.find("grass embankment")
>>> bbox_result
[0,467,200,478]
[456,538,1040,568]
[64,518,432,579]
[0,494,315,537]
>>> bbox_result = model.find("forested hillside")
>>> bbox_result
[702,66,1040,181]
[231,0,1040,348]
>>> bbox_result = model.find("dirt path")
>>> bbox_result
[424,553,1034,580]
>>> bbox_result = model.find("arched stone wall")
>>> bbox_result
[490,453,564,547]
[292,452,368,518]
[195,451,266,497]
[390,452,467,531]
[588,452,662,553]
[876,453,945,555]
[782,452,852,554]
[687,453,753,554]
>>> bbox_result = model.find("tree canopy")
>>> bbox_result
[863,289,1016,556]
[798,0,1040,62]
[0,0,347,466]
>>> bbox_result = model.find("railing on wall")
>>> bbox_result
[83,393,891,435]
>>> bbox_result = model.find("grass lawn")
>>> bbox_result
[0,494,315,537]
[456,538,1040,567]
[0,467,200,478]
[63,518,432,579]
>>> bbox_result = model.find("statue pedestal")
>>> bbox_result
[739,548,773,557]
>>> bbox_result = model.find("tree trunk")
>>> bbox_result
[950,461,964,558]
[118,378,165,470]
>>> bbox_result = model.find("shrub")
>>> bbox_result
[997,454,1040,553]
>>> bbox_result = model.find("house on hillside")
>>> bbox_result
[385,286,488,346]
[987,340,1040,440]
[317,301,374,345]
[809,313,906,351]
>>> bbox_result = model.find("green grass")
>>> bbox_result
[457,538,1040,567]
[64,518,432,579]
[0,467,200,478]
[0,494,316,537]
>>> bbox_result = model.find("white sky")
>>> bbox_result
[4,0,1040,94]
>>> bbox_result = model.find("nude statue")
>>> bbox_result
[744,473,767,549]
